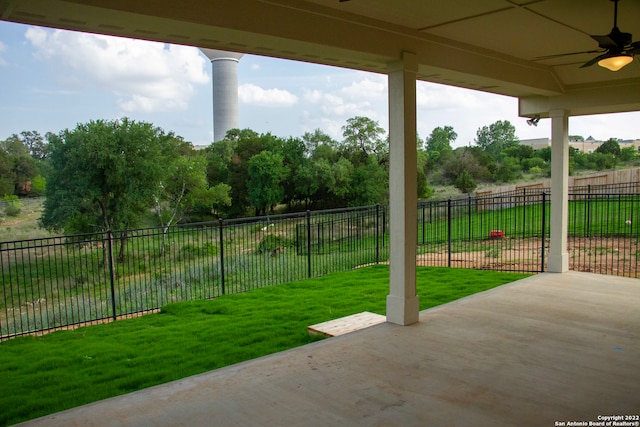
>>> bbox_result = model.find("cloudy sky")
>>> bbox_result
[1,21,639,149]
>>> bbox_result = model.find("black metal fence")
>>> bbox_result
[416,192,548,272]
[1,206,387,340]
[2,183,639,340]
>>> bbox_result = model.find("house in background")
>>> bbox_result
[522,137,640,153]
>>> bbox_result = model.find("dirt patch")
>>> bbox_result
[393,237,638,277]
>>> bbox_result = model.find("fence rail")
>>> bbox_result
[2,183,639,340]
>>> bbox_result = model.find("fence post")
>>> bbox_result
[541,193,546,272]
[421,203,425,245]
[382,205,387,248]
[586,184,591,237]
[522,188,527,239]
[447,199,452,268]
[468,195,472,241]
[375,204,380,264]
[107,230,117,321]
[219,218,225,295]
[306,210,312,278]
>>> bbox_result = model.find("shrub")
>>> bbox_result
[3,195,23,217]
[454,170,477,194]
[529,166,542,176]
[256,234,291,255]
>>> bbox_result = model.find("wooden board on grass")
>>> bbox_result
[308,311,386,337]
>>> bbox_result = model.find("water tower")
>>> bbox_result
[200,49,244,142]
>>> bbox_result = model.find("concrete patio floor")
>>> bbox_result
[18,272,640,427]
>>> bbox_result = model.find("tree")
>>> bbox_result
[0,150,15,197]
[205,138,236,185]
[275,137,306,207]
[586,152,617,170]
[493,157,521,183]
[302,129,337,154]
[348,160,388,206]
[246,151,287,215]
[11,155,38,196]
[417,150,433,199]
[0,133,42,196]
[503,144,534,162]
[292,160,319,208]
[443,147,494,184]
[425,125,456,154]
[475,120,519,159]
[0,134,29,157]
[328,157,354,204]
[535,147,552,162]
[20,131,48,160]
[226,130,276,217]
[310,158,335,208]
[341,116,386,165]
[595,138,621,157]
[154,154,231,252]
[41,118,181,262]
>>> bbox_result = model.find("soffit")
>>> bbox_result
[1,0,639,115]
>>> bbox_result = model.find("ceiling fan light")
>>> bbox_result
[597,54,633,71]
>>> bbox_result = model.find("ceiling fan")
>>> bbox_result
[539,0,639,71]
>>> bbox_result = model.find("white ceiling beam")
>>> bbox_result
[519,80,640,118]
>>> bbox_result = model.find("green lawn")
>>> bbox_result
[0,265,529,426]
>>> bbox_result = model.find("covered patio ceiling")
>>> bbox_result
[1,0,639,118]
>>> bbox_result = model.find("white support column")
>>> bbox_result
[386,52,420,325]
[548,109,569,273]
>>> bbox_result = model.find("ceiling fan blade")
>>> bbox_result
[536,49,603,60]
[590,34,620,49]
[626,41,640,55]
[580,52,611,68]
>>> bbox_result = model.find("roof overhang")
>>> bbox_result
[1,0,639,117]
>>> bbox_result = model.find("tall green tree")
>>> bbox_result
[595,138,621,156]
[20,131,48,160]
[246,151,287,215]
[41,118,181,261]
[425,125,456,154]
[475,120,519,159]
[226,130,275,217]
[341,116,386,165]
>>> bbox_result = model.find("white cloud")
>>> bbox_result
[339,74,386,102]
[416,82,485,111]
[302,77,385,121]
[238,83,298,107]
[24,27,208,113]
